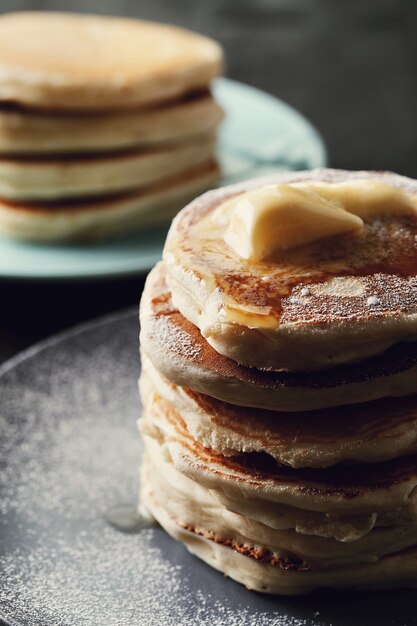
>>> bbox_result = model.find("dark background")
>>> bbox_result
[1,0,416,363]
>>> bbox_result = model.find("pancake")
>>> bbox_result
[0,135,216,200]
[0,93,223,155]
[140,263,417,411]
[0,161,219,241]
[212,489,417,542]
[163,169,417,371]
[141,356,417,468]
[0,13,223,111]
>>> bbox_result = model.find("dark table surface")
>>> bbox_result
[1,0,416,363]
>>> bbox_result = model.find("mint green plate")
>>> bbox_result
[0,78,327,281]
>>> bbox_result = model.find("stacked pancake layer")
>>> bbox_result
[0,12,223,241]
[139,168,417,594]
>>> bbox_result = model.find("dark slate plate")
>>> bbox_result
[1,309,416,626]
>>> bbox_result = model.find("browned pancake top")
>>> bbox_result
[145,264,417,389]
[181,384,417,446]
[167,169,417,325]
[0,161,219,213]
[0,13,222,111]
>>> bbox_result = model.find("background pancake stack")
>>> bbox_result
[0,12,223,241]
[139,168,417,594]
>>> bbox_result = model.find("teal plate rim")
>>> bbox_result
[0,78,327,282]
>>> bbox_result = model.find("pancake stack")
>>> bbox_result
[139,168,417,594]
[0,12,223,241]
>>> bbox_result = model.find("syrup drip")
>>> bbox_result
[105,504,155,534]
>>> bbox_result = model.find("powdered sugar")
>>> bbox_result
[0,311,412,626]
[366,295,381,307]
[149,314,202,361]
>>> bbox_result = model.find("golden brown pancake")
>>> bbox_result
[140,262,417,411]
[0,161,219,241]
[163,169,417,371]
[0,13,223,111]
[0,92,223,154]
[141,356,417,468]
[0,135,216,200]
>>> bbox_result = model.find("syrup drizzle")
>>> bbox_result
[105,503,155,534]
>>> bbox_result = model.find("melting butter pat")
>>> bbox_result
[294,180,417,219]
[223,184,364,260]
